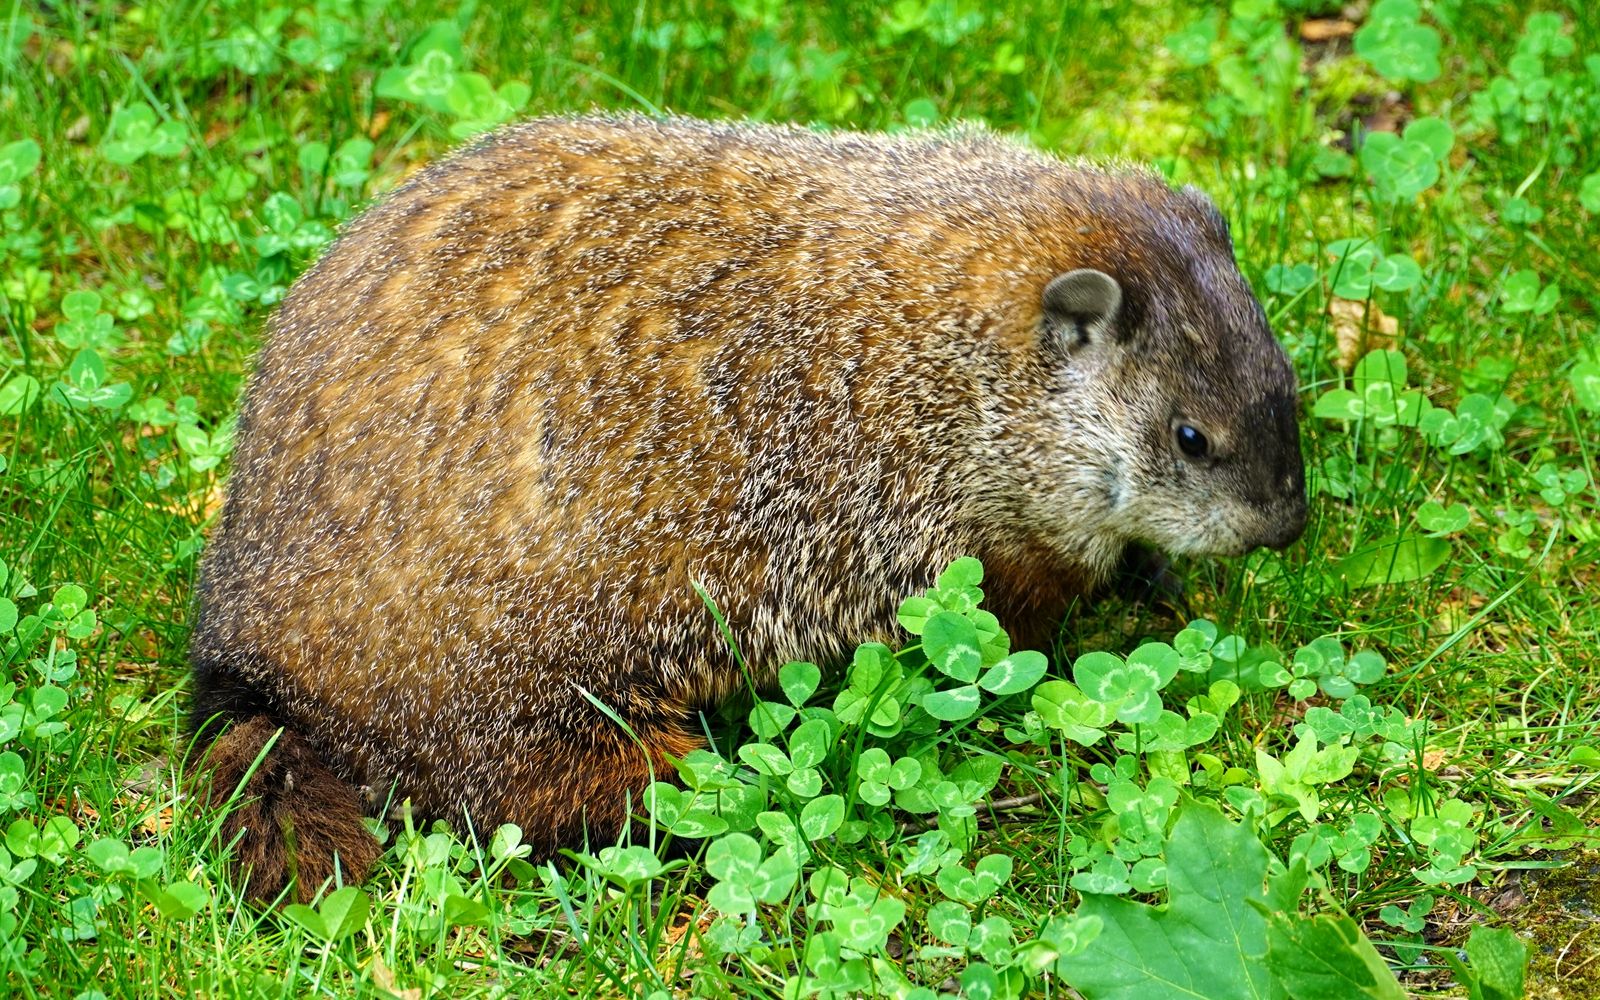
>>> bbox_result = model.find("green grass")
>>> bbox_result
[1,0,1598,997]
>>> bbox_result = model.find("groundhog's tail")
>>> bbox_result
[196,715,381,903]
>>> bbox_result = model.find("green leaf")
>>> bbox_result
[922,684,981,721]
[1568,361,1600,413]
[317,885,369,941]
[1371,253,1421,292]
[1500,269,1543,313]
[1313,389,1363,421]
[1353,349,1408,392]
[442,892,492,927]
[50,584,88,618]
[1054,803,1280,999]
[1075,651,1163,725]
[1264,912,1405,999]
[1353,2,1441,83]
[923,611,982,682]
[1415,501,1469,534]
[927,899,972,945]
[1032,680,1115,745]
[1580,173,1600,214]
[978,650,1047,695]
[896,596,937,635]
[0,374,42,416]
[936,853,1012,905]
[589,844,667,886]
[0,139,41,185]
[1403,117,1453,160]
[800,795,845,840]
[1127,642,1181,689]
[706,833,761,883]
[1264,263,1317,295]
[780,661,821,707]
[1360,132,1440,200]
[147,880,209,921]
[738,742,793,776]
[787,719,830,769]
[1462,925,1527,1000]
[1335,535,1451,588]
[1325,238,1380,298]
[748,700,795,739]
[282,903,326,938]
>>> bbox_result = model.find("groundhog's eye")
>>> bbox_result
[1175,424,1210,460]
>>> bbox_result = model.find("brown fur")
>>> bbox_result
[189,114,1305,900]
[198,716,380,902]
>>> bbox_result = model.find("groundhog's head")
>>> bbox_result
[1020,183,1307,567]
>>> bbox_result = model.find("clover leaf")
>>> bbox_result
[1074,651,1164,725]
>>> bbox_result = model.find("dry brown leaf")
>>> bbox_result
[1329,297,1399,371]
[1300,18,1356,41]
[369,953,424,1000]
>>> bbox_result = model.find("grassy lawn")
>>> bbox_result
[2,0,1598,996]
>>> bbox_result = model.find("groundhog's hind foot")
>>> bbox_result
[197,715,381,903]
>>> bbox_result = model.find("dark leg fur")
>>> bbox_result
[510,709,703,862]
[194,713,380,904]
[1112,544,1191,618]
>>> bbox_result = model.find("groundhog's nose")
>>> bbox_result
[1256,482,1307,551]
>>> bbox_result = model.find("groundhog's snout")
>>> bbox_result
[1255,472,1308,551]
[1258,498,1308,550]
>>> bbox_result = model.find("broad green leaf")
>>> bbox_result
[1360,132,1439,200]
[705,834,762,911]
[926,899,971,945]
[282,903,327,939]
[787,719,830,769]
[1335,535,1450,588]
[1500,269,1543,313]
[748,700,795,739]
[1353,349,1407,392]
[1371,253,1421,292]
[442,892,491,927]
[590,844,666,886]
[1462,925,1527,1000]
[0,139,41,185]
[738,742,793,776]
[1054,802,1281,1000]
[1265,912,1405,999]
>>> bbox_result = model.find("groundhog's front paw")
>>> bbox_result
[1113,545,1190,617]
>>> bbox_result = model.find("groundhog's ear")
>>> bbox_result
[1042,269,1122,349]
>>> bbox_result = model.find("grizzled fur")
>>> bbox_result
[190,114,1306,901]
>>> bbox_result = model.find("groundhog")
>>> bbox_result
[189,113,1306,902]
